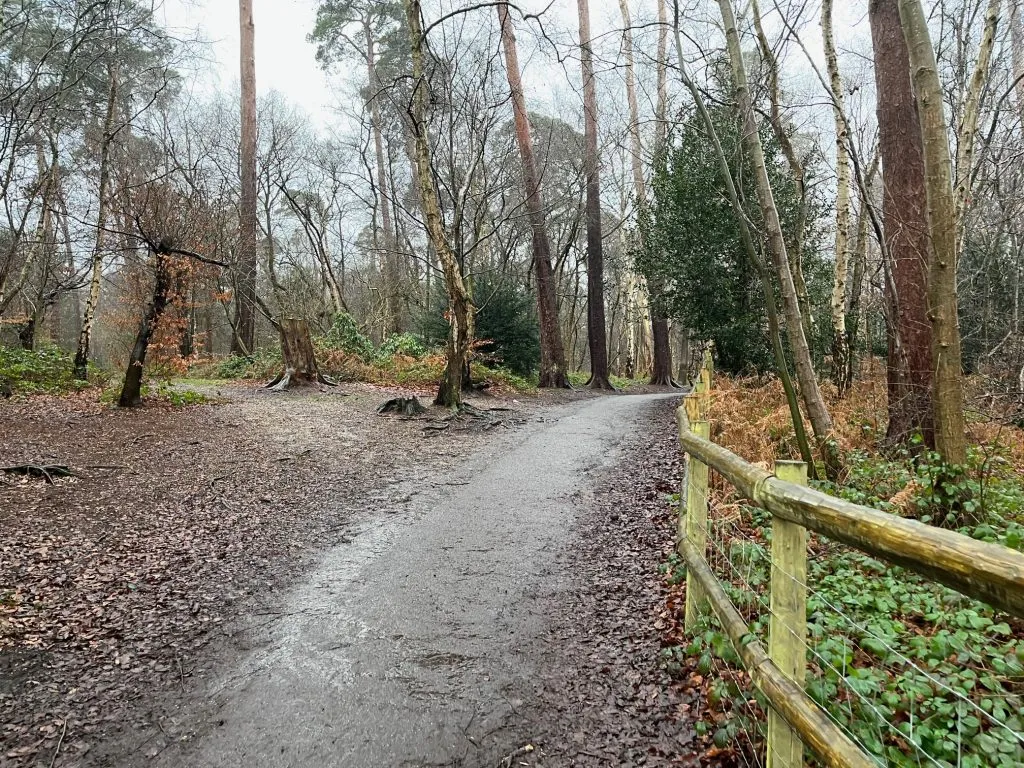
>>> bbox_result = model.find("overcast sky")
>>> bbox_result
[156,0,872,136]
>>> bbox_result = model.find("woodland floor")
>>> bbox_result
[1,383,701,767]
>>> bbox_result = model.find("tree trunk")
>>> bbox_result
[265,318,331,390]
[898,0,969,465]
[496,2,568,389]
[233,0,258,356]
[954,0,1002,238]
[617,0,673,386]
[74,62,118,381]
[670,5,818,475]
[750,0,813,340]
[823,0,853,396]
[404,0,474,408]
[119,255,172,408]
[846,192,871,387]
[870,0,935,447]
[716,0,838,476]
[650,317,673,386]
[578,0,613,390]
[655,0,668,145]
[365,20,401,335]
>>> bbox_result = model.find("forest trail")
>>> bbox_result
[143,392,678,768]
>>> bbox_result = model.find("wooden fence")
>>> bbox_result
[675,362,1024,768]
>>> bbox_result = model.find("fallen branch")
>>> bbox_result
[1,464,76,483]
[47,718,66,768]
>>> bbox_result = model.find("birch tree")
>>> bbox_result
[73,60,118,381]
[822,0,854,395]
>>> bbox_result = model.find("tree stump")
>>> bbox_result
[377,396,426,416]
[266,318,335,391]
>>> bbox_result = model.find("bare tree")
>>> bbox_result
[617,0,673,386]
[403,0,474,408]
[73,58,118,380]
[715,0,839,476]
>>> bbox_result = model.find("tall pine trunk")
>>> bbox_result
[869,0,935,447]
[233,0,258,356]
[716,0,839,476]
[577,0,613,389]
[365,19,401,335]
[496,3,568,389]
[898,0,968,464]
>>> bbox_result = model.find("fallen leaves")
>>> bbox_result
[510,398,703,767]
[0,383,522,767]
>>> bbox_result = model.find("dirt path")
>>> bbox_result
[1,383,545,767]
[101,393,677,768]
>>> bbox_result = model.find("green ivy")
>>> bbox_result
[662,466,1024,766]
[0,344,95,394]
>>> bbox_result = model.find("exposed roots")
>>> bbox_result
[265,368,337,392]
[421,403,525,434]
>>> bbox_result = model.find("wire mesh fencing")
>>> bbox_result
[676,424,1024,768]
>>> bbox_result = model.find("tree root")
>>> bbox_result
[2,464,76,483]
[265,368,338,392]
[421,404,526,433]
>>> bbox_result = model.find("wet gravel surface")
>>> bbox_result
[4,387,701,768]
[135,393,685,768]
[1,383,534,767]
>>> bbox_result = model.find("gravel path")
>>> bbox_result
[128,393,682,768]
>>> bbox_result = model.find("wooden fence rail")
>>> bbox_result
[675,360,1024,768]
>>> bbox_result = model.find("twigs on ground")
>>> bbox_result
[1,464,76,483]
[47,719,67,768]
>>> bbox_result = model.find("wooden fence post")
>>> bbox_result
[682,395,711,633]
[768,460,809,768]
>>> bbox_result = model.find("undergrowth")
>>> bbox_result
[661,369,1024,766]
[0,344,97,395]
[189,324,540,393]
